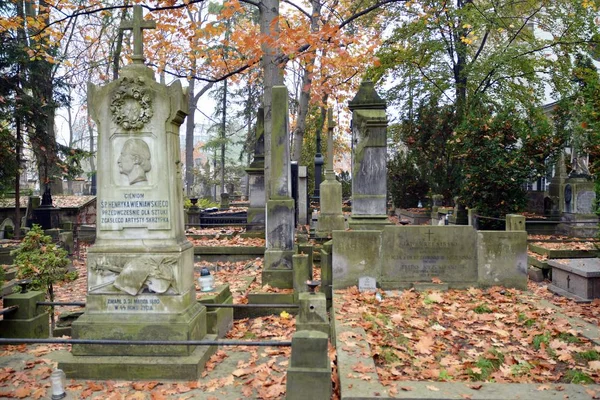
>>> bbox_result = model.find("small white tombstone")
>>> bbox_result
[358,276,377,292]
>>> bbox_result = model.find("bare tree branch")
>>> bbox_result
[282,0,311,19]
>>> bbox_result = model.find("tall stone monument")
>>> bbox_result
[347,81,390,230]
[57,6,215,380]
[262,86,295,288]
[245,108,266,231]
[558,151,598,237]
[316,109,346,237]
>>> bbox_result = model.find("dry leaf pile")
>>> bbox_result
[188,236,265,247]
[336,285,600,384]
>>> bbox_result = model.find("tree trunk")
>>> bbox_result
[221,79,227,195]
[291,0,321,162]
[185,78,196,195]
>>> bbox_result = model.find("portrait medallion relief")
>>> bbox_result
[117,138,152,185]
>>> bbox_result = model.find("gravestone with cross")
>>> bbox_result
[55,5,216,380]
[333,224,527,290]
[316,109,346,237]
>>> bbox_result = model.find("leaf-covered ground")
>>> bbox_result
[336,284,600,385]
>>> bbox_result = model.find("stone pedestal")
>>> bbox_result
[198,285,234,338]
[262,86,295,288]
[286,331,331,400]
[296,292,329,335]
[0,290,48,339]
[347,81,390,231]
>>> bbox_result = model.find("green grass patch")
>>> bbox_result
[564,369,594,384]
[242,331,257,339]
[517,313,536,327]
[511,362,532,377]
[576,350,600,362]
[557,332,581,344]
[473,304,492,314]
[438,369,453,381]
[468,349,504,381]
[533,332,551,350]
[380,347,400,364]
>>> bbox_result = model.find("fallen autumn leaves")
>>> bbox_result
[336,285,600,385]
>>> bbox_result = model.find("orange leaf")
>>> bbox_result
[415,335,434,354]
[14,387,31,399]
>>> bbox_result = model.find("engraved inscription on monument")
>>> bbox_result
[576,190,595,214]
[381,226,478,284]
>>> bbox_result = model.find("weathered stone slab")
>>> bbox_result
[549,258,600,302]
[380,226,478,289]
[477,231,527,290]
[332,230,382,289]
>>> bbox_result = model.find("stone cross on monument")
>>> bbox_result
[316,109,345,237]
[119,5,156,64]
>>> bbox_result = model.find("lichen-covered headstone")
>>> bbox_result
[262,86,295,289]
[347,81,390,230]
[57,6,215,380]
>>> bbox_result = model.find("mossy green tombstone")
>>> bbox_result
[54,6,216,380]
[263,86,295,288]
[347,81,390,230]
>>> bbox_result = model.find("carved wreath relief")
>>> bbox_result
[110,77,153,130]
[91,256,178,295]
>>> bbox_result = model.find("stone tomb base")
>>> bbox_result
[52,338,216,381]
[262,250,295,289]
[56,301,216,380]
[548,258,600,302]
[347,215,390,231]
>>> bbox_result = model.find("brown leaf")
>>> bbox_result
[468,384,483,390]
[426,385,440,391]
[400,386,413,391]
[415,335,434,354]
[14,387,31,399]
[352,361,374,374]
[589,361,600,371]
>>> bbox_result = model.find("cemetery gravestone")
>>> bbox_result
[316,109,346,237]
[263,86,295,288]
[333,225,527,290]
[381,226,478,288]
[245,108,266,231]
[56,6,215,380]
[297,166,308,226]
[347,81,390,230]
